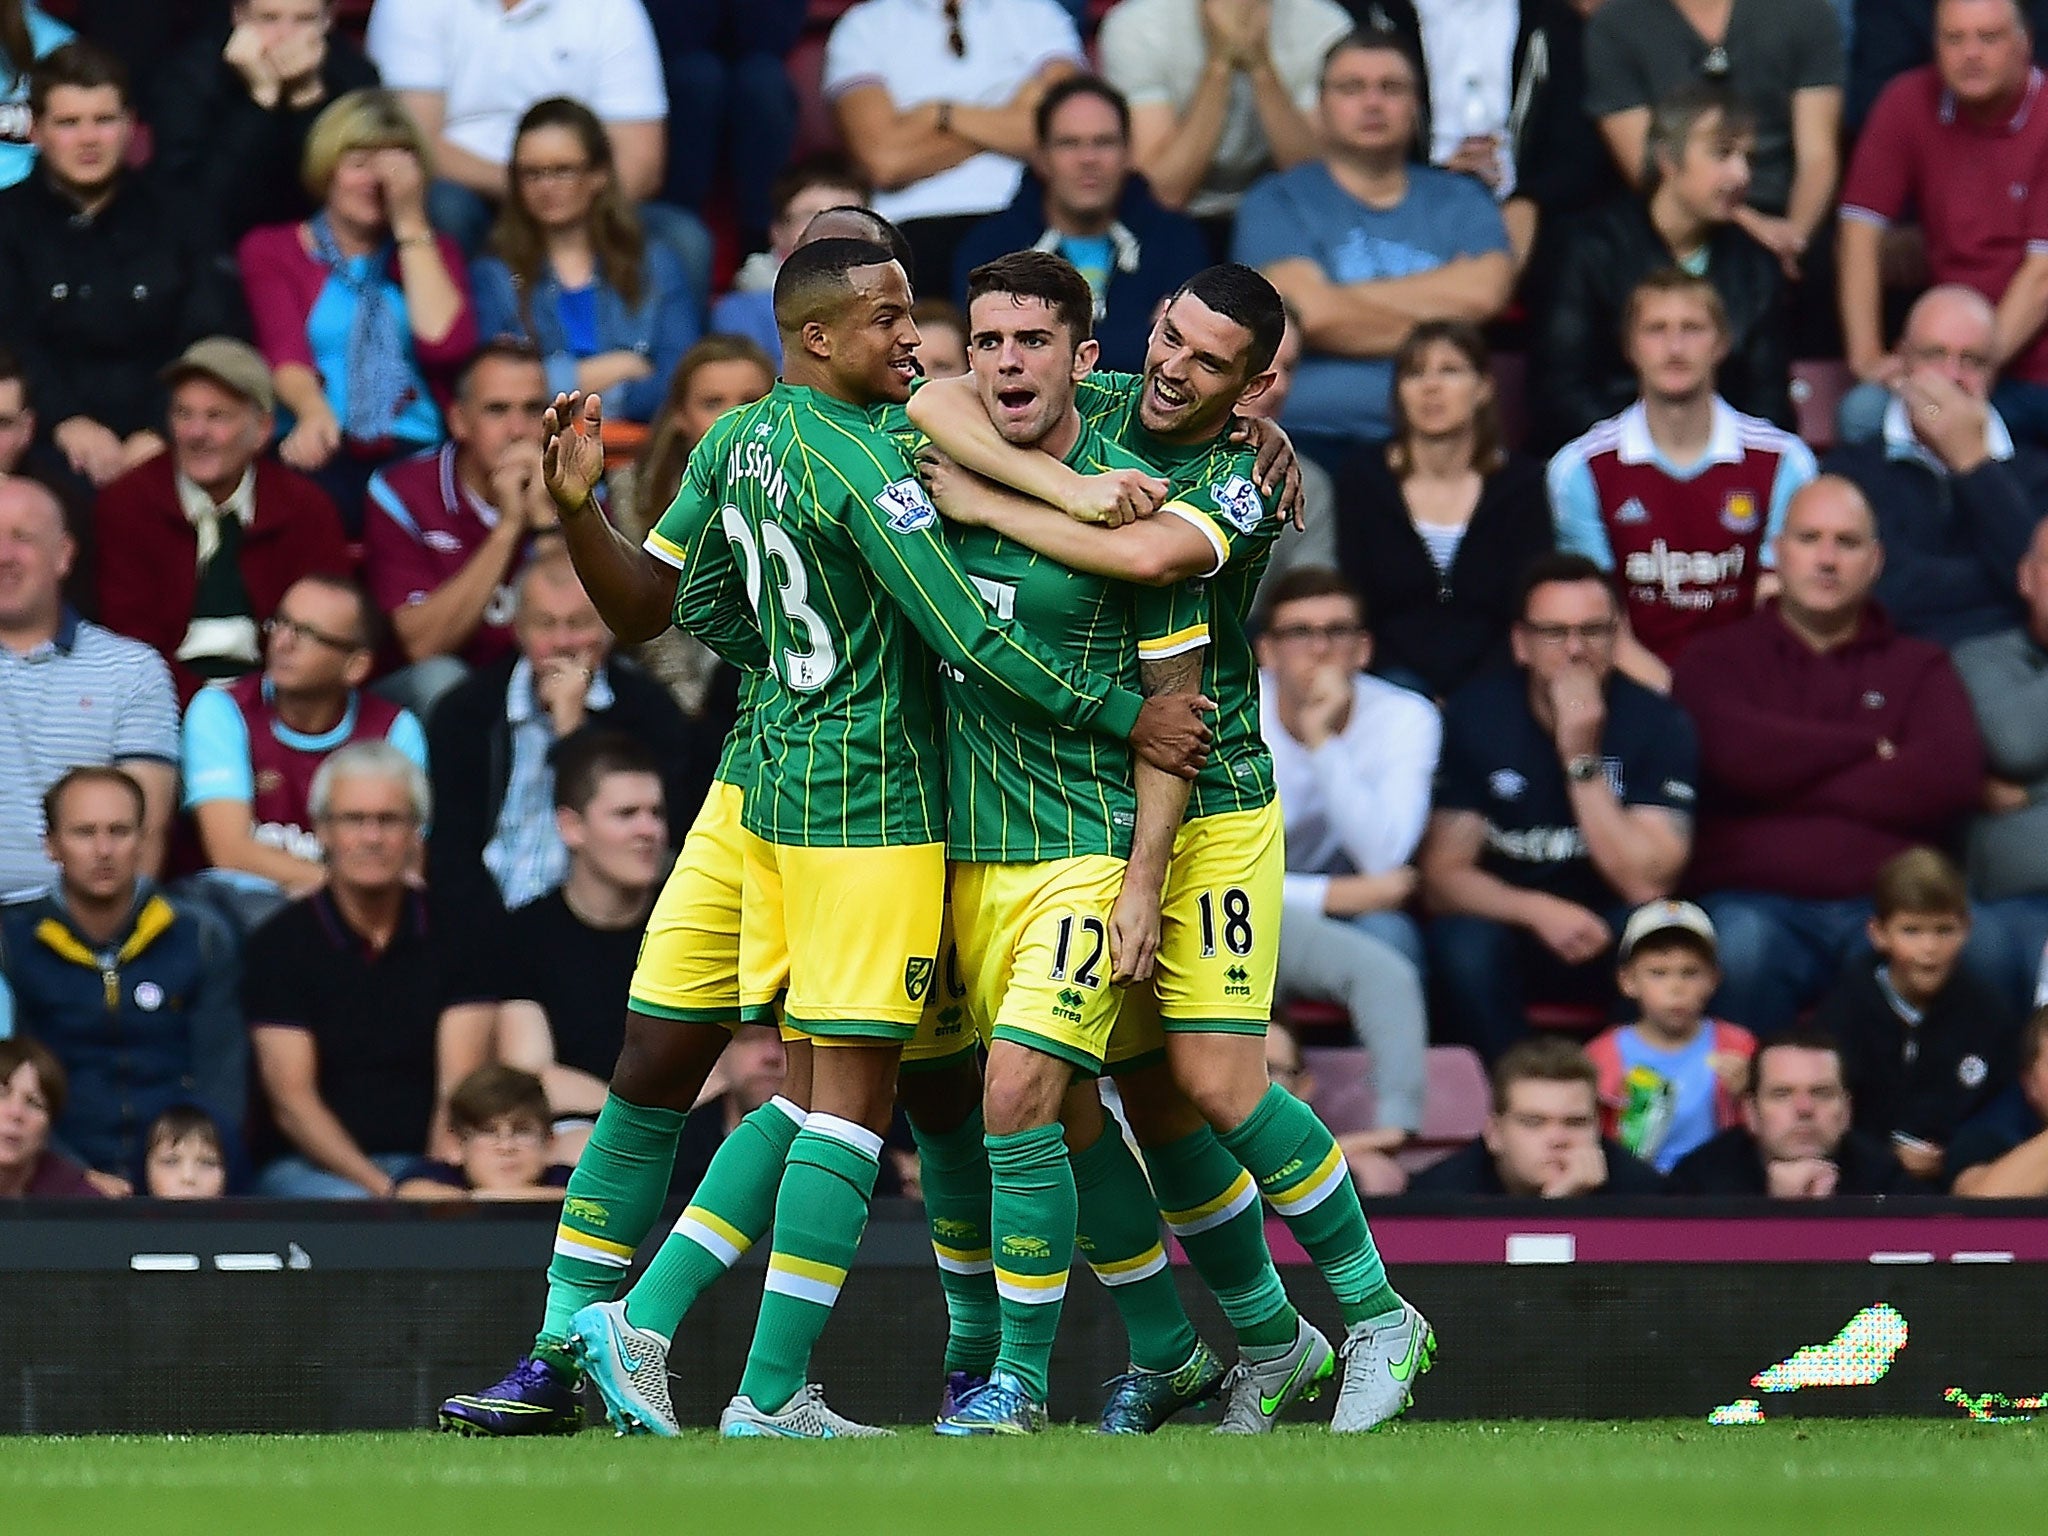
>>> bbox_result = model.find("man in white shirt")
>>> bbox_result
[1255,565,1439,1146]
[824,0,1084,285]
[366,0,703,288]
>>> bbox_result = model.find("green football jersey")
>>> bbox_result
[937,417,1193,863]
[647,381,1148,849]
[1075,370,1282,821]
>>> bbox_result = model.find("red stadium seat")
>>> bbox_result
[1526,1001,1607,1035]
[1491,350,1529,452]
[1791,358,1853,452]
[1396,1046,1491,1174]
[788,34,843,157]
[1278,997,1352,1044]
[1302,1045,1376,1135]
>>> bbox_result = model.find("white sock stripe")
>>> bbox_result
[802,1112,884,1160]
[673,1215,744,1268]
[1269,1156,1348,1216]
[933,1253,995,1276]
[553,1235,632,1268]
[769,1095,807,1128]
[1165,1181,1260,1238]
[763,1270,843,1307]
[1090,1250,1168,1287]
[995,1275,1070,1305]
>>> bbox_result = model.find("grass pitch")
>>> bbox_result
[5,1421,2035,1536]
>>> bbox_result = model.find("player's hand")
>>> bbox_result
[82,1168,134,1199]
[53,416,128,486]
[222,21,282,106]
[1765,1157,1838,1199]
[1894,1139,1945,1182]
[1540,1141,1608,1199]
[1547,664,1607,764]
[542,391,606,516]
[1130,692,1215,780]
[916,445,988,524]
[1109,873,1163,986]
[266,23,327,92]
[374,147,429,227]
[1527,896,1611,966]
[1900,369,1992,475]
[1065,468,1166,528]
[1229,415,1305,531]
[279,406,342,471]
[1297,662,1351,746]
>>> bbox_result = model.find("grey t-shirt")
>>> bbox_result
[1584,0,1843,214]
[1954,625,2048,900]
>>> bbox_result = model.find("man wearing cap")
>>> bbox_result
[93,337,351,704]
[1584,899,1757,1175]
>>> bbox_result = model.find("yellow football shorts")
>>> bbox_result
[902,898,980,1071]
[740,835,946,1045]
[952,854,1130,1074]
[628,780,770,1027]
[1105,799,1284,1072]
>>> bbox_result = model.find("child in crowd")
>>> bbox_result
[398,1066,572,1203]
[142,1106,229,1200]
[1586,902,1756,1174]
[1815,849,2017,1184]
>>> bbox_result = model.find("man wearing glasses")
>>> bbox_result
[1419,551,1698,1062]
[181,573,427,932]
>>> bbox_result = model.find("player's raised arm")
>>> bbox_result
[931,469,1226,588]
[541,390,680,644]
[907,372,1167,527]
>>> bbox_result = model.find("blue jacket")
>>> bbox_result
[952,172,1210,374]
[470,241,701,423]
[0,882,243,1175]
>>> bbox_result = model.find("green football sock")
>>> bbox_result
[1219,1084,1398,1327]
[986,1122,1076,1403]
[910,1107,1000,1376]
[536,1093,687,1366]
[1143,1124,1298,1350]
[622,1096,805,1339]
[1071,1125,1200,1374]
[735,1115,882,1415]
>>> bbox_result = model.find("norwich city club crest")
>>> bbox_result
[905,956,935,1000]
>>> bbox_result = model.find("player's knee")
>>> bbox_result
[1112,1066,1208,1147]
[609,1016,724,1112]
[982,1051,1068,1138]
[898,1059,982,1137]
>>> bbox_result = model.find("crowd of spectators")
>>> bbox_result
[6,0,2048,1209]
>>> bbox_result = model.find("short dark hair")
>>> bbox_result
[1169,263,1287,377]
[457,337,547,401]
[1320,28,1422,94]
[41,764,145,834]
[1254,564,1366,633]
[1515,552,1615,622]
[147,1104,225,1157]
[1490,1037,1598,1116]
[773,236,900,335]
[0,346,25,401]
[550,729,661,814]
[801,208,916,286]
[1035,74,1131,146]
[911,296,966,337]
[284,571,380,654]
[1645,81,1757,190]
[1747,1028,1845,1098]
[966,249,1096,345]
[1623,267,1731,343]
[1871,847,1969,922]
[771,151,870,222]
[447,1064,551,1135]
[0,1036,67,1123]
[29,40,130,115]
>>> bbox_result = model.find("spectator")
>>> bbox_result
[1263,1019,1406,1194]
[913,297,972,378]
[1407,1035,1667,1195]
[140,1103,230,1199]
[1097,0,1353,236]
[0,1,70,190]
[1814,847,2016,1181]
[1536,85,1792,453]
[824,0,1084,286]
[952,76,1209,373]
[1252,304,1341,596]
[426,549,704,926]
[1948,1003,2048,1194]
[1335,320,1551,699]
[645,0,806,251]
[1585,899,1757,1173]
[1672,477,1988,1034]
[0,43,247,491]
[243,740,496,1198]
[1419,552,1697,1061]
[1584,0,1842,281]
[0,1036,108,1197]
[239,89,478,527]
[0,347,93,617]
[1956,517,2048,980]
[93,338,352,702]
[1410,0,1524,201]
[1839,0,2048,446]
[364,0,695,280]
[471,98,701,428]
[1255,566,1435,1148]
[709,154,871,366]
[151,0,381,255]
[1505,0,1629,286]
[0,479,178,902]
[1824,286,2048,646]
[1548,269,1817,686]
[181,574,428,932]
[462,733,667,1124]
[397,1064,569,1201]
[1665,1030,1913,1195]
[1235,29,1514,468]
[0,767,242,1177]
[1849,0,2048,130]
[361,340,560,712]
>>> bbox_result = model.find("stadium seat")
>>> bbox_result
[788,35,842,157]
[1302,1045,1376,1135]
[1491,351,1529,453]
[1278,997,1351,1044]
[1395,1046,1490,1175]
[1527,1001,1607,1035]
[1791,358,1853,453]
